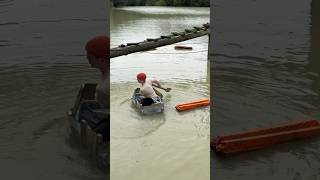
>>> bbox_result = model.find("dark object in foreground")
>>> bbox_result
[67,83,108,170]
[211,120,320,156]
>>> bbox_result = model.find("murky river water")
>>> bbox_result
[211,0,320,179]
[110,7,210,180]
[0,0,107,179]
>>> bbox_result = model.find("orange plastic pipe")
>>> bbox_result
[211,120,320,156]
[176,98,210,111]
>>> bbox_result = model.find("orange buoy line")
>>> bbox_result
[175,98,210,111]
[211,120,320,156]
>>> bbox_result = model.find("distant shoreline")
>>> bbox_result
[110,0,210,7]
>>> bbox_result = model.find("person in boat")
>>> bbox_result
[82,35,109,142]
[136,72,165,106]
[85,36,109,108]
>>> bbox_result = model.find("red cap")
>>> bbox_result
[137,73,146,81]
[85,36,110,58]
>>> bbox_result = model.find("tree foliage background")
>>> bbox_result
[111,0,210,7]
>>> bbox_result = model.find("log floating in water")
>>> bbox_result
[203,23,210,28]
[185,29,192,33]
[179,32,186,36]
[160,35,171,39]
[174,45,193,50]
[193,26,203,31]
[110,23,210,58]
[146,38,158,42]
[126,42,140,46]
[171,32,180,36]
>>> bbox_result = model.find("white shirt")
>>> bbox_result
[95,73,109,108]
[140,79,159,98]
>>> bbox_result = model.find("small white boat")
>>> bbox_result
[132,88,164,115]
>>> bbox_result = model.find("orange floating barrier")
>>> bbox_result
[211,120,320,156]
[174,45,193,50]
[175,98,210,111]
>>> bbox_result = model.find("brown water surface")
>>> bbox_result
[211,0,320,179]
[0,0,108,179]
[110,6,210,180]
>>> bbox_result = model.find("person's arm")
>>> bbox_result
[150,79,172,92]
[151,79,162,88]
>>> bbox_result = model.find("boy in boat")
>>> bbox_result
[86,36,109,108]
[84,36,109,167]
[82,36,109,142]
[136,72,169,106]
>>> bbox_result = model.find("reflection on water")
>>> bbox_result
[111,6,210,180]
[211,0,320,179]
[0,0,107,179]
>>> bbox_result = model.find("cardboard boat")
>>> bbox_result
[132,88,164,115]
[67,83,108,169]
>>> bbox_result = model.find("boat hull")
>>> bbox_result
[132,88,164,115]
[67,83,108,170]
